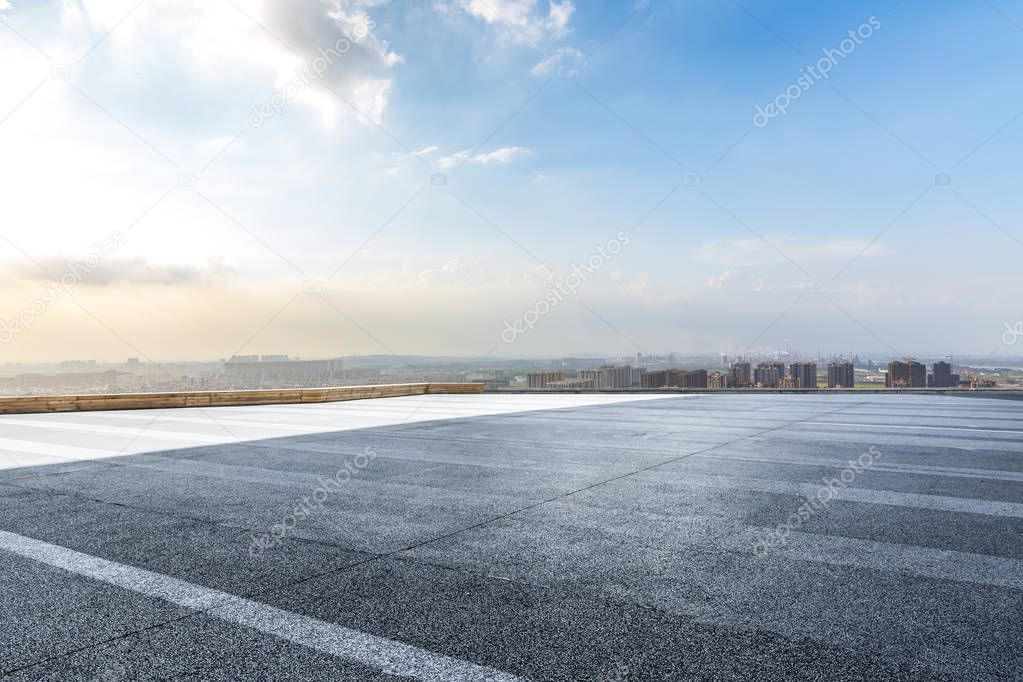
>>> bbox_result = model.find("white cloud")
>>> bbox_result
[843,281,892,306]
[473,146,533,164]
[350,257,549,294]
[437,150,471,169]
[618,274,649,296]
[255,0,404,124]
[451,0,574,44]
[390,145,439,167]
[457,0,537,34]
[531,46,583,75]
[697,237,891,268]
[417,255,486,286]
[703,270,735,289]
[437,145,533,169]
[544,0,574,38]
[60,0,403,126]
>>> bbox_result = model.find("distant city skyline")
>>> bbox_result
[0,344,1018,398]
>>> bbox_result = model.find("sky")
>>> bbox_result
[0,0,1021,363]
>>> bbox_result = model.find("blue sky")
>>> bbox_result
[0,0,1021,362]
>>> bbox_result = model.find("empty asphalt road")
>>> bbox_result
[0,393,1020,680]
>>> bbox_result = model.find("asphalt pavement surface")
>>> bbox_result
[0,393,1020,680]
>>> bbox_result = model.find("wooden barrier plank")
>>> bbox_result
[0,383,483,415]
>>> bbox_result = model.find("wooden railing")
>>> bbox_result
[0,383,485,415]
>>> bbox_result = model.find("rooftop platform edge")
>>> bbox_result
[0,383,486,415]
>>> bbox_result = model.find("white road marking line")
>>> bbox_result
[751,530,1023,589]
[0,418,236,444]
[407,509,1023,590]
[0,437,119,460]
[0,530,527,682]
[651,472,1023,518]
[692,453,1023,482]
[806,421,1023,435]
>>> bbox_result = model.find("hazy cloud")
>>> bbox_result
[531,46,583,75]
[703,270,735,289]
[7,257,233,287]
[416,256,487,286]
[697,237,891,268]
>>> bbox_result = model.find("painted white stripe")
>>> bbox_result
[406,507,1023,591]
[744,529,1023,589]
[806,421,1023,435]
[0,418,236,444]
[815,485,1023,517]
[66,413,343,433]
[126,455,340,487]
[0,437,119,460]
[694,453,1023,482]
[0,530,526,682]
[651,472,1023,517]
[0,450,85,469]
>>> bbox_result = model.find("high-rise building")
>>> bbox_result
[827,362,855,388]
[708,371,734,389]
[674,369,708,388]
[754,362,785,388]
[641,369,708,388]
[931,360,954,388]
[641,371,665,388]
[886,359,926,388]
[607,364,641,388]
[789,362,818,389]
[576,365,640,389]
[527,370,564,388]
[730,361,752,388]
[577,368,601,388]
